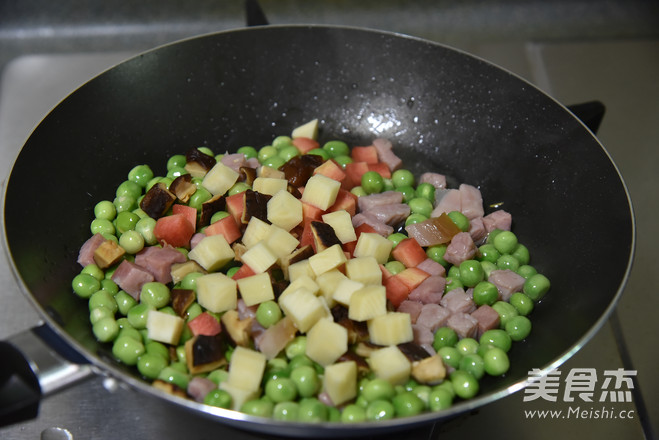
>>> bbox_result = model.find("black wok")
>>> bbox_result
[1,25,634,437]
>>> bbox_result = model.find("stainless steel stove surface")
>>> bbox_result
[0,30,657,440]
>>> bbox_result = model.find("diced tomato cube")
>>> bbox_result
[231,264,256,280]
[327,189,358,216]
[172,204,197,230]
[291,137,320,154]
[384,276,411,308]
[351,146,379,164]
[225,192,245,225]
[187,312,222,337]
[154,213,195,248]
[344,162,370,188]
[313,159,347,184]
[204,215,241,244]
[392,238,428,268]
[394,267,431,291]
[367,162,392,179]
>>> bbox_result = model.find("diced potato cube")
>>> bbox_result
[288,259,315,282]
[301,174,341,210]
[237,272,274,306]
[369,345,411,385]
[306,318,348,366]
[219,381,260,411]
[308,244,347,277]
[266,225,300,259]
[226,346,267,392]
[280,275,319,300]
[345,256,382,285]
[188,234,235,272]
[279,288,326,333]
[353,232,393,264]
[196,272,237,313]
[291,118,319,140]
[348,285,386,322]
[202,162,240,196]
[146,310,184,345]
[267,190,303,231]
[242,217,271,249]
[321,211,357,244]
[367,312,414,346]
[323,361,357,406]
[252,177,289,196]
[241,241,277,273]
[316,269,348,307]
[332,277,364,307]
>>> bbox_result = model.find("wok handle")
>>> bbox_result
[0,325,94,427]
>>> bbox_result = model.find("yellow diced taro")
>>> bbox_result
[202,162,239,196]
[252,177,289,196]
[241,241,277,273]
[316,269,348,307]
[242,217,272,249]
[226,346,267,392]
[187,234,235,272]
[367,312,414,346]
[369,345,411,385]
[353,232,393,264]
[291,119,319,140]
[345,256,382,285]
[280,275,319,300]
[323,361,357,406]
[196,272,237,313]
[287,259,315,282]
[265,225,300,259]
[146,310,184,345]
[278,288,326,333]
[306,318,348,366]
[321,210,357,244]
[267,190,303,232]
[301,174,341,210]
[332,277,364,307]
[308,243,347,277]
[237,272,275,306]
[348,285,387,322]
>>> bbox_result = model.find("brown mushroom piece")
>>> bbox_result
[310,221,341,251]
[239,166,257,185]
[170,288,197,318]
[279,245,315,280]
[184,333,228,375]
[410,354,446,385]
[242,189,271,224]
[278,154,324,187]
[169,174,197,203]
[184,147,217,178]
[140,182,176,219]
[170,260,206,285]
[220,309,253,347]
[199,194,226,227]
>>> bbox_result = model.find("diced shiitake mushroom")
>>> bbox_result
[220,310,253,347]
[140,182,176,219]
[170,288,196,317]
[185,333,227,374]
[93,239,126,269]
[310,221,341,252]
[185,147,217,178]
[169,174,197,203]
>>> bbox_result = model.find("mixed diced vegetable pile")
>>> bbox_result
[73,119,551,423]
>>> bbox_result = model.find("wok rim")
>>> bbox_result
[1,24,636,436]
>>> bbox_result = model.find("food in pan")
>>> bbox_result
[74,119,550,422]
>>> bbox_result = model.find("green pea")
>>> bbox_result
[433,327,458,351]
[145,340,170,360]
[91,218,115,236]
[395,185,416,203]
[237,146,258,160]
[408,197,434,218]
[272,401,299,421]
[128,164,154,188]
[241,399,274,418]
[480,260,497,278]
[332,154,352,168]
[227,182,251,196]
[116,180,142,200]
[206,369,230,386]
[116,317,133,330]
[145,176,163,192]
[523,273,551,301]
[505,315,532,341]
[167,154,187,170]
[188,187,212,211]
[119,230,145,254]
[175,345,187,364]
[197,147,214,157]
[350,186,367,198]
[444,276,463,293]
[278,145,301,162]
[509,292,534,316]
[100,279,119,295]
[204,389,232,409]
[90,306,114,325]
[450,370,479,400]
[298,397,328,422]
[306,148,330,160]
[382,178,395,192]
[127,303,155,329]
[285,336,307,359]
[361,171,385,194]
[322,140,350,158]
[438,346,462,369]
[288,354,314,371]
[341,404,366,423]
[387,232,408,248]
[447,211,470,232]
[496,254,520,271]
[135,217,157,245]
[158,366,190,389]
[365,399,395,421]
[89,289,118,313]
[72,273,101,298]
[412,385,432,406]
[405,213,428,226]
[118,325,143,342]
[516,264,538,280]
[263,155,286,170]
[140,282,170,309]
[392,169,415,188]
[210,211,230,224]
[265,377,297,403]
[137,352,168,379]
[459,353,485,380]
[480,329,512,353]
[459,260,484,287]
[226,266,240,278]
[289,365,320,398]
[256,301,282,328]
[361,378,396,402]
[258,145,279,163]
[493,230,518,254]
[447,265,460,278]
[415,182,435,202]
[392,391,425,417]
[113,195,137,213]
[112,335,145,366]
[384,260,406,275]
[80,264,103,281]
[477,244,501,264]
[180,272,204,291]
[486,228,503,244]
[426,244,448,266]
[167,166,188,179]
[491,301,519,328]
[428,388,453,411]
[483,347,509,376]
[94,200,117,221]
[472,281,499,306]
[455,337,480,355]
[511,243,530,265]
[272,135,293,149]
